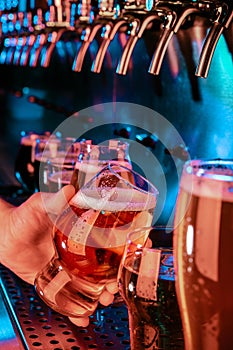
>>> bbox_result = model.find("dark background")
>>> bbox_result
[0,20,233,225]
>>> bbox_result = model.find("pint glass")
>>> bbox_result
[70,139,132,192]
[173,159,233,349]
[35,163,158,318]
[118,227,183,350]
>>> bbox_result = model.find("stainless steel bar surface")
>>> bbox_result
[0,279,27,349]
[0,264,132,350]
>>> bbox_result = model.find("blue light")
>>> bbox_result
[40,47,47,66]
[22,87,30,95]
[146,0,153,11]
[56,41,66,58]
[18,0,27,12]
[8,13,14,20]
[0,51,7,64]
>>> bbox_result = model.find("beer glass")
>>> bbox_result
[118,227,183,349]
[34,163,158,318]
[173,159,233,349]
[36,136,78,192]
[14,132,50,193]
[70,139,132,192]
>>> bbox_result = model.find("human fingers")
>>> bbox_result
[99,290,115,306]
[68,316,90,327]
[145,237,152,248]
[99,279,118,306]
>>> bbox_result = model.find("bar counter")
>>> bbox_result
[0,187,184,350]
[0,262,132,350]
[0,186,131,349]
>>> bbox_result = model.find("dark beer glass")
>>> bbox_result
[173,159,233,349]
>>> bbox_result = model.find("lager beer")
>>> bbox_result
[174,159,233,349]
[35,164,158,318]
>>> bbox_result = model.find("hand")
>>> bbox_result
[69,279,119,327]
[0,185,117,326]
[0,185,75,284]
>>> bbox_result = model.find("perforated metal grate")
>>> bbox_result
[0,265,130,350]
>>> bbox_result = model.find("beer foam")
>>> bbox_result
[70,187,156,212]
[35,151,74,167]
[180,167,233,202]
[75,161,102,173]
[74,160,131,172]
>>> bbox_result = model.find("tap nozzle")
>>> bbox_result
[29,32,49,67]
[116,13,160,75]
[38,0,74,67]
[148,0,209,76]
[196,2,233,78]
[19,34,36,66]
[148,10,176,75]
[91,18,128,73]
[40,26,72,67]
[72,22,103,71]
[72,0,120,72]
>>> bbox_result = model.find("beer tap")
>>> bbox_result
[20,0,70,68]
[12,12,34,65]
[90,0,137,74]
[68,0,95,71]
[116,0,163,75]
[90,17,128,73]
[0,12,13,63]
[196,1,233,78]
[148,0,215,76]
[5,13,22,64]
[19,11,37,66]
[40,0,75,67]
[116,11,164,75]
[27,7,48,67]
[19,32,36,65]
[1,12,19,65]
[91,0,146,73]
[72,0,119,72]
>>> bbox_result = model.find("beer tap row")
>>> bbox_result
[0,0,232,77]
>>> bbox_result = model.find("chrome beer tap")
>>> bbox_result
[117,13,167,74]
[20,0,70,68]
[5,12,22,64]
[115,0,163,75]
[196,1,233,78]
[19,32,37,65]
[27,7,48,67]
[0,12,17,65]
[40,0,75,67]
[91,0,143,73]
[12,12,34,65]
[72,0,119,72]
[148,0,216,76]
[69,0,95,71]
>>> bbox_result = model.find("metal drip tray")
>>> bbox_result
[0,265,130,350]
